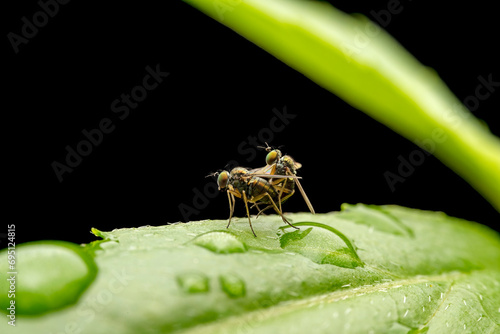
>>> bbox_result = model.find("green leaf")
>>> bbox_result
[182,0,500,212]
[2,205,500,333]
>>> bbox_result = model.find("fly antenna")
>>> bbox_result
[205,171,219,178]
[257,142,273,152]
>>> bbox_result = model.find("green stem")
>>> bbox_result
[282,221,364,265]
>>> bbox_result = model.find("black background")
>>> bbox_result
[5,1,499,246]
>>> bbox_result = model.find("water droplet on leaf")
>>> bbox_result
[219,273,246,298]
[192,231,247,254]
[0,241,97,315]
[176,272,210,293]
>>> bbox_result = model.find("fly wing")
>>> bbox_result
[247,164,274,176]
[250,174,302,179]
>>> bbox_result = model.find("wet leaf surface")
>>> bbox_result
[2,205,499,333]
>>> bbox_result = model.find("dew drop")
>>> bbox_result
[176,272,210,293]
[193,231,247,254]
[219,273,246,298]
[403,295,407,303]
[0,241,97,315]
[403,309,409,318]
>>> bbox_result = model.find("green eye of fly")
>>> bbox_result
[265,151,279,165]
[217,171,229,190]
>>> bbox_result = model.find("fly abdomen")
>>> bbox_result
[248,177,277,202]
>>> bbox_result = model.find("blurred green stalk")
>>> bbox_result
[183,0,500,213]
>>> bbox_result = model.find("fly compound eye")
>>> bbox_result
[265,150,279,165]
[217,171,229,190]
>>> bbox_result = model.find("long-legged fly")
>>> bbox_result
[216,167,299,237]
[212,145,314,237]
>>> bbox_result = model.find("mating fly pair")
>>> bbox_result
[214,146,315,237]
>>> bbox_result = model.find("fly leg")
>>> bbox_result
[263,192,299,230]
[255,204,272,218]
[278,178,286,214]
[285,167,315,215]
[254,184,294,218]
[252,202,263,218]
[256,184,294,218]
[242,191,257,237]
[226,191,236,229]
